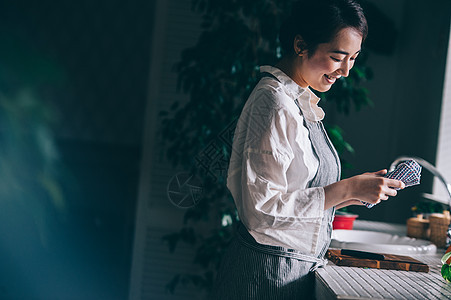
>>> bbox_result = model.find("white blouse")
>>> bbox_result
[227,65,328,255]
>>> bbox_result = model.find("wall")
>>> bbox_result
[0,0,154,299]
[129,0,204,299]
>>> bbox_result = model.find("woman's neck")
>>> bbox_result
[275,56,307,88]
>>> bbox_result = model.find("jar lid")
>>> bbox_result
[430,211,451,220]
[407,216,429,224]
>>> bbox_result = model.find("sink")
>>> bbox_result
[330,230,437,255]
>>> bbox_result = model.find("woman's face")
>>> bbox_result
[294,27,363,92]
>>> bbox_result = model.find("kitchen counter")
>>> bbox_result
[315,220,451,299]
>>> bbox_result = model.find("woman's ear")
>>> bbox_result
[293,35,307,56]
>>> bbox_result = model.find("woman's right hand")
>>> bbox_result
[324,169,405,210]
[346,169,405,204]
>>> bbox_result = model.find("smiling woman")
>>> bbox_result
[211,0,404,299]
[277,27,363,92]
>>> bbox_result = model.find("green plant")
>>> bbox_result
[0,31,66,246]
[411,201,446,215]
[160,0,396,294]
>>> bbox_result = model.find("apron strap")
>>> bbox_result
[236,223,327,271]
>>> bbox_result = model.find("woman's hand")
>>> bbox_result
[346,169,405,204]
[334,199,365,210]
[324,169,405,210]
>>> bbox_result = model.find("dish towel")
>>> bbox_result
[362,159,422,208]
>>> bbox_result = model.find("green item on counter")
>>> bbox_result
[442,252,451,265]
[441,264,451,282]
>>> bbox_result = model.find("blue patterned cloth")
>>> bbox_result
[363,159,422,208]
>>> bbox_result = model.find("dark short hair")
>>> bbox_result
[279,0,368,56]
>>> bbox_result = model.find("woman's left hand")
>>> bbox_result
[334,199,365,210]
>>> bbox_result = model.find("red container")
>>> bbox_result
[332,214,358,230]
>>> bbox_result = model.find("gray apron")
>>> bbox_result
[211,78,341,300]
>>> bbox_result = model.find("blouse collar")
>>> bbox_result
[260,65,325,122]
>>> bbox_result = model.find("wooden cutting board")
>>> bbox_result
[326,249,429,273]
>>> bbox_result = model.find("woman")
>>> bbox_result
[212,0,404,298]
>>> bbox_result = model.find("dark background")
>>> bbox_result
[0,0,154,299]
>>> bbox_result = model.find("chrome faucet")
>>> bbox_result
[390,156,451,247]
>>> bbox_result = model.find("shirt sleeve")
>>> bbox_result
[239,96,325,231]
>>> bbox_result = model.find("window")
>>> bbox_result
[433,28,451,202]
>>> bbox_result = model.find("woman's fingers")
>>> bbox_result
[373,169,388,176]
[383,189,396,198]
[387,178,405,189]
[349,173,405,204]
[332,171,407,210]
[378,193,389,201]
[335,199,365,210]
[380,178,404,198]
